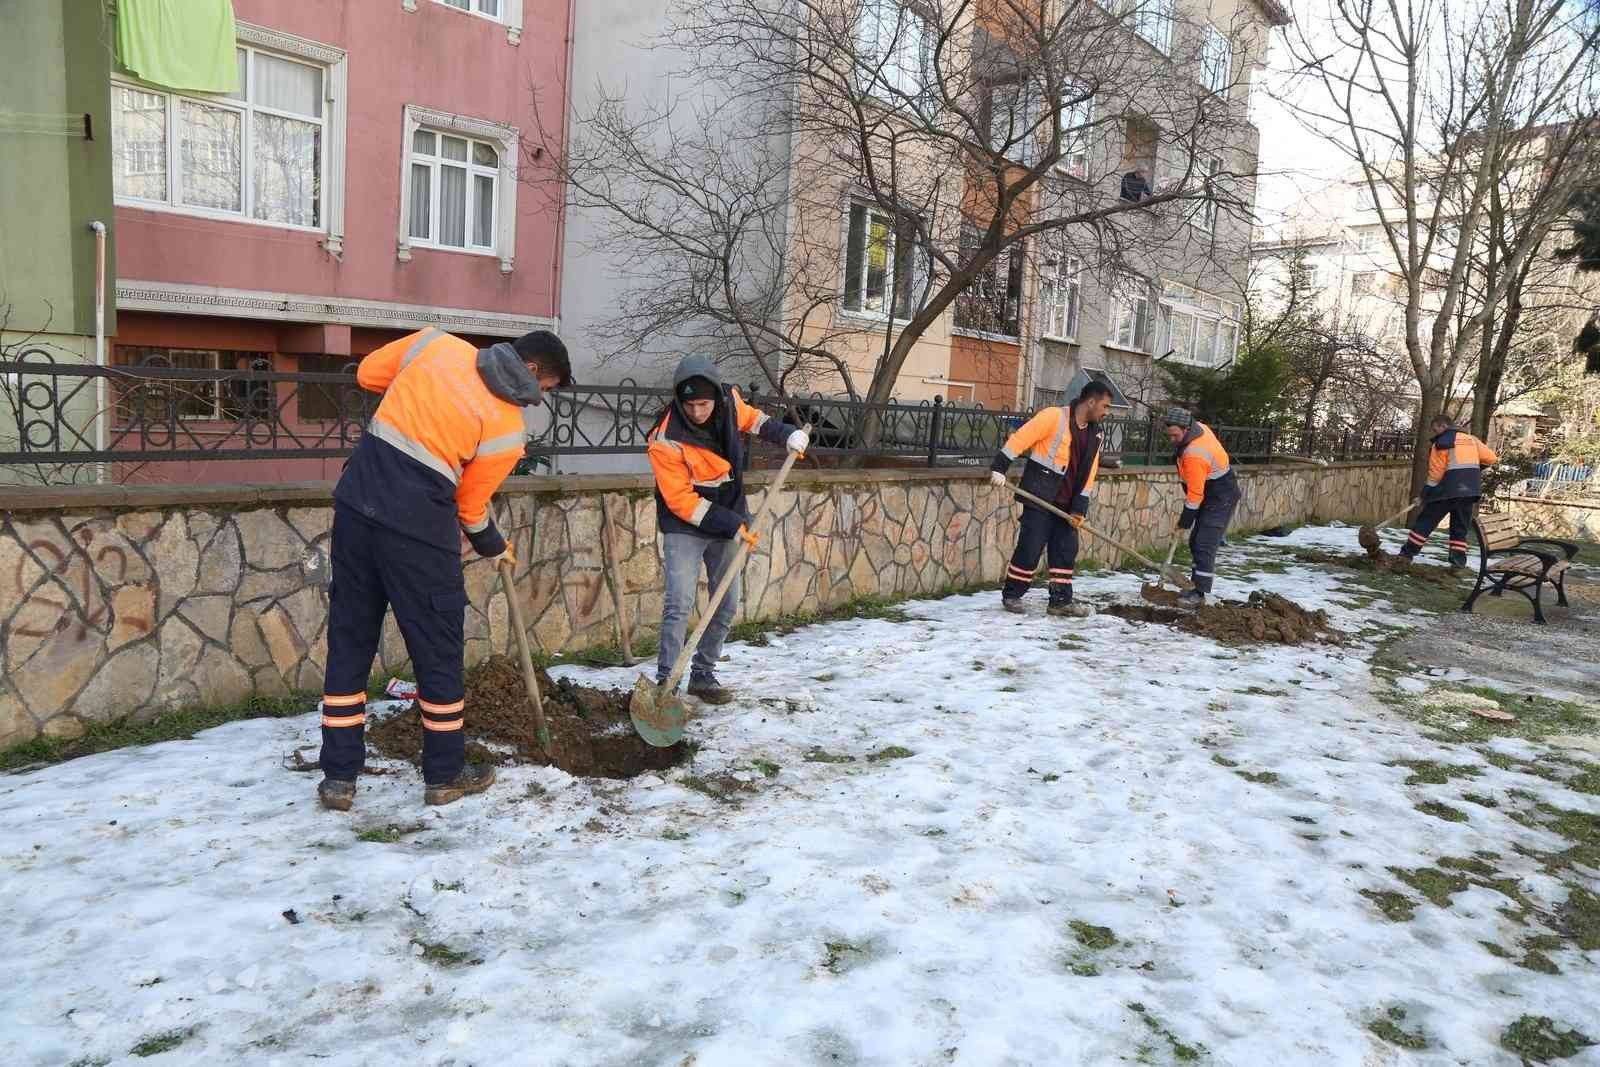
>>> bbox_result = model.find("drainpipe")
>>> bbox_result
[90,220,108,478]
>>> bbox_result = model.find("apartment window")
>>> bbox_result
[396,106,519,272]
[1201,26,1232,94]
[843,202,923,320]
[987,78,1045,166]
[1057,79,1094,179]
[855,0,934,103]
[1156,282,1241,368]
[408,130,499,252]
[1108,274,1154,352]
[1351,271,1379,296]
[112,347,266,423]
[294,354,358,422]
[1039,252,1082,340]
[1356,228,1383,253]
[1196,156,1222,233]
[112,45,329,230]
[1119,0,1175,55]
[437,0,500,19]
[954,234,1024,337]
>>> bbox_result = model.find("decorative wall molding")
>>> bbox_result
[395,104,521,274]
[117,279,556,338]
[399,0,525,45]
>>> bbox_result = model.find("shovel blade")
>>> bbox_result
[1141,583,1181,607]
[629,674,687,748]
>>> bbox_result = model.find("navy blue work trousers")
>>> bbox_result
[319,506,469,785]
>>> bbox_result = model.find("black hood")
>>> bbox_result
[477,343,544,407]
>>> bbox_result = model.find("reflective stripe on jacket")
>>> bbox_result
[334,328,529,556]
[648,387,792,539]
[991,405,1102,517]
[1426,428,1497,500]
[1175,422,1231,511]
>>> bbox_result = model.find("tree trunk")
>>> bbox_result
[1411,382,1444,499]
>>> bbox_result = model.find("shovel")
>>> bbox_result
[630,426,811,748]
[1140,533,1183,605]
[499,557,552,757]
[1005,483,1194,592]
[597,494,644,666]
[1359,498,1420,558]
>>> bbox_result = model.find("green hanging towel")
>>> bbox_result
[116,0,240,94]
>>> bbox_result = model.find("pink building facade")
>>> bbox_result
[109,0,570,483]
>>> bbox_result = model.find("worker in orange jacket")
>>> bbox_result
[317,327,571,812]
[648,356,807,704]
[988,381,1114,616]
[1397,414,1498,569]
[1163,408,1241,607]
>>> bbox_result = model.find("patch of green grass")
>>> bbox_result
[1127,1003,1205,1062]
[752,758,781,779]
[661,828,690,841]
[68,1058,111,1067]
[821,939,870,975]
[431,879,464,892]
[1368,1006,1428,1050]
[1041,772,1060,783]
[1,694,313,773]
[1388,759,1484,786]
[1237,770,1281,785]
[867,745,914,762]
[1500,1016,1594,1063]
[680,773,754,803]
[1290,815,1317,825]
[1462,792,1500,808]
[1389,865,1470,908]
[1067,959,1101,977]
[1517,949,1562,975]
[1439,856,1497,877]
[356,821,427,844]
[130,1028,195,1057]
[1211,754,1239,768]
[811,672,837,683]
[1481,940,1512,959]
[1360,888,1418,922]
[1560,887,1600,951]
[803,747,856,764]
[1238,686,1289,696]
[1058,634,1089,646]
[1069,920,1117,950]
[1416,800,1469,823]
[410,939,481,967]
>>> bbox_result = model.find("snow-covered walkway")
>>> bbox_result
[3,525,1597,1066]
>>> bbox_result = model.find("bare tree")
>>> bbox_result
[541,0,1264,425]
[1278,0,1600,493]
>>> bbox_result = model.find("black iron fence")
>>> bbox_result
[0,350,1411,472]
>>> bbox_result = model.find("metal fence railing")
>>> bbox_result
[0,350,1413,473]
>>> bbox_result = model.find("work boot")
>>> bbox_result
[423,763,497,807]
[687,672,734,705]
[318,777,356,812]
[1176,590,1205,609]
[1002,598,1026,614]
[1390,554,1414,574]
[1048,600,1094,618]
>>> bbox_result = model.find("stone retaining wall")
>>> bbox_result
[0,460,1408,747]
[1498,495,1600,543]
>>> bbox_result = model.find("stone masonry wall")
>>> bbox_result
[1498,496,1600,543]
[0,461,1408,747]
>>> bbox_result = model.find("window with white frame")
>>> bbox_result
[407,129,499,253]
[854,0,934,104]
[1196,156,1222,233]
[1356,227,1382,253]
[1057,78,1093,179]
[436,0,500,20]
[987,77,1045,166]
[1108,273,1154,352]
[1039,251,1081,340]
[843,202,924,320]
[396,106,519,271]
[1118,0,1175,55]
[954,224,1024,337]
[112,44,330,230]
[1201,26,1232,94]
[1155,281,1241,368]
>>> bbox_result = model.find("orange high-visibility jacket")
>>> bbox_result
[335,328,533,556]
[1175,421,1232,512]
[1425,427,1497,500]
[648,387,788,539]
[993,404,1103,516]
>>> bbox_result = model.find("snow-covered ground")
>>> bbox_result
[3,525,1597,1066]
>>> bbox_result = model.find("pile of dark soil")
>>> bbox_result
[1104,591,1345,645]
[368,656,688,778]
[1290,548,1462,585]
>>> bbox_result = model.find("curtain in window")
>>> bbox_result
[116,0,240,93]
[409,164,432,239]
[440,166,468,246]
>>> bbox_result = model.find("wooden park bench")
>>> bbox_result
[1462,511,1580,624]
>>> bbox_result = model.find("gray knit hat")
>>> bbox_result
[1162,407,1195,428]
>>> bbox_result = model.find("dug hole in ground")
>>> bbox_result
[2,523,1598,1065]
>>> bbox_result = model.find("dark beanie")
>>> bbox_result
[678,376,719,403]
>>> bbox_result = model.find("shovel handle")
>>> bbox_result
[499,558,552,754]
[1006,483,1192,587]
[1375,497,1422,530]
[1157,533,1181,591]
[659,426,812,696]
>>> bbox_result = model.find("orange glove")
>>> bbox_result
[1068,513,1086,530]
[489,544,517,567]
[737,525,760,550]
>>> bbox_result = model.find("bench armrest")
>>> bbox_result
[1515,538,1579,560]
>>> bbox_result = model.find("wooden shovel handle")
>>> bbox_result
[1007,483,1191,586]
[659,426,811,695]
[1374,497,1422,529]
[499,558,551,754]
